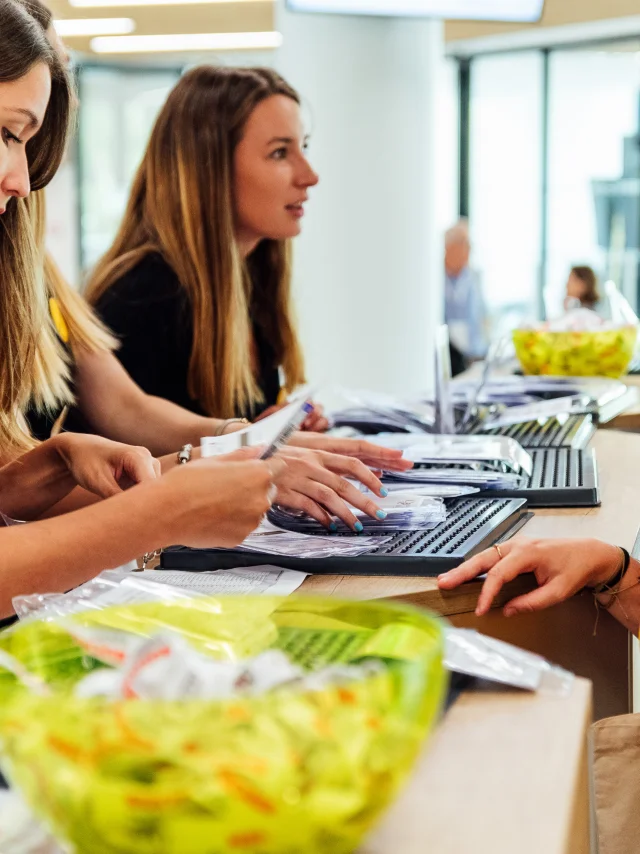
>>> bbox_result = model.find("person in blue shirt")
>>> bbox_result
[444,220,487,364]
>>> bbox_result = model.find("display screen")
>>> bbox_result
[286,0,544,22]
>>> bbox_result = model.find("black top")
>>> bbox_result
[92,253,281,421]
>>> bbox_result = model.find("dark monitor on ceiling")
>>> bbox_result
[286,0,544,21]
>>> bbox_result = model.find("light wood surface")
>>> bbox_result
[362,678,592,854]
[601,374,640,431]
[301,428,640,720]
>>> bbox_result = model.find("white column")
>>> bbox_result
[275,4,446,398]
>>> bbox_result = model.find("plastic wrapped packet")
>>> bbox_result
[237,531,390,557]
[384,467,527,490]
[0,595,446,854]
[267,498,447,535]
[444,628,573,697]
[370,433,532,476]
[357,483,480,498]
[13,570,199,622]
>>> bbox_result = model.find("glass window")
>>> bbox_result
[546,47,640,317]
[469,51,543,337]
[78,66,181,271]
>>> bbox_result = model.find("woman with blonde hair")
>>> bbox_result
[0,0,285,617]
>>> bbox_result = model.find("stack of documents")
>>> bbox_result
[267,493,447,536]
[384,468,527,490]
[373,433,531,491]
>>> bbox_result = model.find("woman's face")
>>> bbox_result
[233,94,319,253]
[566,272,586,301]
[0,62,51,215]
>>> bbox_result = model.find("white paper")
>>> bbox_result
[200,397,312,458]
[142,566,308,597]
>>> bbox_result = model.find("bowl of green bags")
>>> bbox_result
[0,595,447,854]
[512,325,637,377]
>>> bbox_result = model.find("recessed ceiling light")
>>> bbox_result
[91,30,283,52]
[54,17,135,36]
[72,0,269,7]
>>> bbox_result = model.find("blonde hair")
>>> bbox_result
[26,192,117,354]
[0,0,73,456]
[86,65,306,420]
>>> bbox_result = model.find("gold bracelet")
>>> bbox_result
[214,418,249,436]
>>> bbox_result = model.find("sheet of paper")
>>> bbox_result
[142,566,308,597]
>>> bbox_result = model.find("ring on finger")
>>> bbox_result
[493,543,503,560]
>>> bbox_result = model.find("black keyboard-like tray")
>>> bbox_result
[160,497,530,577]
[464,413,596,450]
[475,448,600,507]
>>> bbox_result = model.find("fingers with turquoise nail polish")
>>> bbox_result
[376,509,387,520]
[354,521,364,533]
[380,487,389,497]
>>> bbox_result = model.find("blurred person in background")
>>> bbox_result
[444,219,487,373]
[563,265,601,312]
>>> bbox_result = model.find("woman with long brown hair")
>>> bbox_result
[79,64,412,528]
[87,65,311,424]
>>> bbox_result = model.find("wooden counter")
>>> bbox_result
[363,678,592,854]
[301,428,640,720]
[601,373,640,431]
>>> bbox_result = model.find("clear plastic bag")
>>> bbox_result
[371,433,533,477]
[444,628,574,696]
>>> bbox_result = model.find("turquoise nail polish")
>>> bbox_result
[380,487,389,497]
[376,510,387,520]
[329,521,338,532]
[354,521,364,533]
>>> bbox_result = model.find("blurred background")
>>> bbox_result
[46,0,640,391]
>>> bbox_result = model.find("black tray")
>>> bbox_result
[159,497,530,577]
[476,447,600,507]
[464,413,596,450]
[410,447,599,508]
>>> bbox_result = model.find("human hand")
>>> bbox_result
[437,537,623,617]
[162,456,285,548]
[55,434,160,498]
[288,433,413,473]
[273,446,388,531]
[254,401,330,432]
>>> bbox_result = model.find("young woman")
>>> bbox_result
[87,66,315,425]
[0,0,285,617]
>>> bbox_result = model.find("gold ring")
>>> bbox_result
[493,544,503,560]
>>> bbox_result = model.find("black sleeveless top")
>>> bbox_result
[91,253,281,421]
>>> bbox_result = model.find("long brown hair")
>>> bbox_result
[86,65,306,420]
[570,265,599,309]
[0,0,73,456]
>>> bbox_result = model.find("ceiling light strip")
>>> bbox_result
[72,0,270,7]
[54,17,135,36]
[91,30,283,52]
